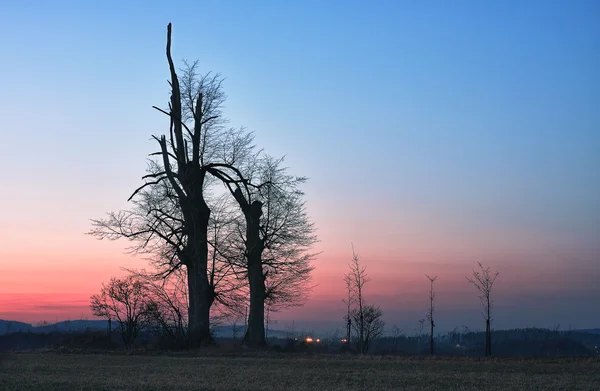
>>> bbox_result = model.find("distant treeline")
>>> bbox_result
[368,328,599,356]
[0,322,598,357]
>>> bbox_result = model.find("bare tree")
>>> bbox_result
[416,317,425,353]
[216,154,318,347]
[230,314,245,340]
[89,171,183,274]
[90,24,257,347]
[205,195,248,314]
[90,24,315,348]
[90,182,243,347]
[259,157,317,312]
[90,276,154,348]
[391,324,404,355]
[466,262,499,356]
[344,246,371,354]
[350,304,385,353]
[342,274,354,346]
[425,274,438,355]
[129,268,189,347]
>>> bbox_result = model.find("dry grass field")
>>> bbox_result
[1,352,599,390]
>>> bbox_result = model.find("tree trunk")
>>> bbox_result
[186,257,213,347]
[346,317,351,347]
[430,320,434,355]
[107,318,112,342]
[184,205,214,348]
[486,318,491,356]
[176,176,214,348]
[359,310,364,354]
[486,296,492,356]
[244,201,266,348]
[245,258,265,347]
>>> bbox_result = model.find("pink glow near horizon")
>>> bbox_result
[2,190,599,328]
[2,225,598,328]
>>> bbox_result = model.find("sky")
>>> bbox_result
[0,0,599,334]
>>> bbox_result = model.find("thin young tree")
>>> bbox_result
[391,325,403,355]
[350,304,384,353]
[425,274,438,355]
[416,318,425,354]
[344,245,370,354]
[466,262,499,356]
[342,275,353,347]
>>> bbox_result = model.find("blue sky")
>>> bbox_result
[0,1,599,330]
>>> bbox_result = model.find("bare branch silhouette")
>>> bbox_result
[466,261,499,356]
[425,274,438,355]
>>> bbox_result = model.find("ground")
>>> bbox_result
[1,352,598,390]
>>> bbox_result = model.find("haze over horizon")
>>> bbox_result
[1,1,599,334]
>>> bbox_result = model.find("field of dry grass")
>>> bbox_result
[1,352,598,390]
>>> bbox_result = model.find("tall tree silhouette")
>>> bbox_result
[216,154,317,347]
[425,274,437,355]
[342,275,354,347]
[91,24,253,346]
[91,24,315,347]
[467,262,499,356]
[344,246,370,354]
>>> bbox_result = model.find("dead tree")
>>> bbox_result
[466,262,499,356]
[425,274,437,355]
[344,246,371,354]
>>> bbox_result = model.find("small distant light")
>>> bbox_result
[305,337,313,343]
[316,338,321,343]
[341,338,348,343]
[456,344,461,348]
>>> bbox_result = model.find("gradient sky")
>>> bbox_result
[1,1,599,333]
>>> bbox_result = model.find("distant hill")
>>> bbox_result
[34,320,109,333]
[0,319,108,334]
[0,320,34,334]
[0,320,292,338]
[575,329,600,335]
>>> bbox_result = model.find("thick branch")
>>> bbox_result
[165,23,185,166]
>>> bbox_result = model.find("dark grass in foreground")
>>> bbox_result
[1,353,599,390]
